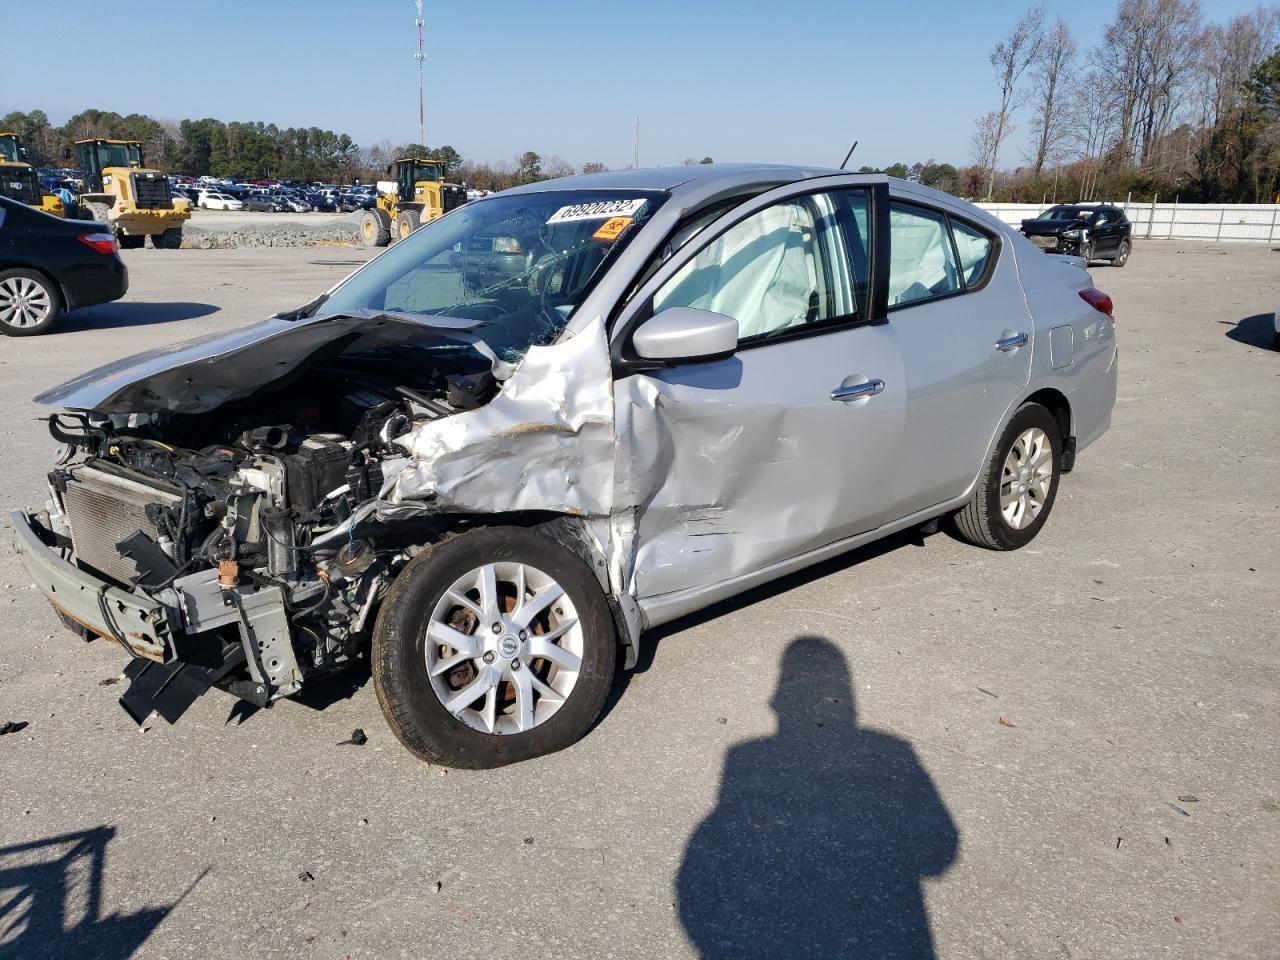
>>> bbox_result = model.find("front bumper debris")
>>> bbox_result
[11,510,170,661]
[9,510,272,723]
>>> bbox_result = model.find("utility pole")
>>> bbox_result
[414,0,426,148]
[633,117,639,169]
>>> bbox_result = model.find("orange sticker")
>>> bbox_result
[593,216,632,241]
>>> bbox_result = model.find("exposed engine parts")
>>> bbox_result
[40,363,496,720]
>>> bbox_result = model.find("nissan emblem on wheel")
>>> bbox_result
[11,165,1116,768]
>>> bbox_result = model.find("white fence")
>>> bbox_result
[976,202,1280,243]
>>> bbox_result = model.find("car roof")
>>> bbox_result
[499,162,848,202]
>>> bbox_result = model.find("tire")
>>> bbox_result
[1111,239,1130,267]
[118,234,145,249]
[1080,241,1095,263]
[395,208,421,241]
[84,201,112,225]
[152,228,182,249]
[373,526,618,768]
[357,209,390,247]
[0,268,62,336]
[952,403,1062,551]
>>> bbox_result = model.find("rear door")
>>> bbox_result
[611,183,906,601]
[884,197,1034,517]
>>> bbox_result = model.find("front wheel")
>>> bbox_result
[0,269,62,336]
[357,209,390,247]
[952,403,1062,550]
[373,526,618,768]
[118,234,144,249]
[1080,241,1095,263]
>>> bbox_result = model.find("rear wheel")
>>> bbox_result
[357,209,390,247]
[1111,239,1130,267]
[373,526,617,768]
[396,208,421,241]
[118,234,144,249]
[952,403,1062,551]
[152,228,182,249]
[0,269,62,336]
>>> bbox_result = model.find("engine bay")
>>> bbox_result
[43,355,499,707]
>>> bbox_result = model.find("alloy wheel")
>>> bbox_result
[0,276,52,329]
[999,427,1054,529]
[425,561,583,735]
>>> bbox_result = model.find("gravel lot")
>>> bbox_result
[0,242,1276,960]
[183,209,363,248]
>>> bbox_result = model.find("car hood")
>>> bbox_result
[1020,218,1088,236]
[34,309,492,415]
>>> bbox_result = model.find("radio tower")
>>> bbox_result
[414,0,426,148]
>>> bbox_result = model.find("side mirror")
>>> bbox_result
[632,306,738,363]
[385,164,393,175]
[63,148,72,160]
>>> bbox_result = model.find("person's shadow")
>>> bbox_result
[677,636,959,959]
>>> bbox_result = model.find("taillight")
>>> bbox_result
[1079,287,1113,319]
[78,232,118,255]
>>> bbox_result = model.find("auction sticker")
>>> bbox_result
[547,198,646,224]
[592,217,633,241]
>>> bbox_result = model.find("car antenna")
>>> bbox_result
[839,140,859,171]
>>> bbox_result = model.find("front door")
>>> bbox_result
[612,187,907,601]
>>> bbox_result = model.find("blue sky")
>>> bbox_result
[0,0,1267,170]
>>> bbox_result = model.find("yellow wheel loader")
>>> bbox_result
[356,157,467,248]
[72,139,191,249]
[0,132,65,217]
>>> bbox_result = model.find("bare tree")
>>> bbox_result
[1027,17,1077,176]
[985,7,1045,198]
[1096,0,1205,166]
[971,111,1002,189]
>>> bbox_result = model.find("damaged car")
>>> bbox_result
[12,166,1118,768]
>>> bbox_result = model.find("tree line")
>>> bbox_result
[967,2,1280,203]
[0,108,621,189]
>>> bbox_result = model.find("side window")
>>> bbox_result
[652,191,868,344]
[950,219,994,287]
[888,203,961,307]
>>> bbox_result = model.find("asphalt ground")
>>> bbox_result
[0,241,1276,960]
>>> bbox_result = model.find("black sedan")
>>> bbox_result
[0,195,128,336]
[1020,204,1132,266]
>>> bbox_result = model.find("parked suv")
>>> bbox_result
[12,167,1117,767]
[1019,203,1132,265]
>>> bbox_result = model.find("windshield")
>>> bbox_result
[408,162,441,183]
[0,137,20,163]
[1039,205,1095,222]
[95,142,142,168]
[321,189,666,362]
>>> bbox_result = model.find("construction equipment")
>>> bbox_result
[0,132,65,217]
[71,139,191,249]
[356,157,466,247]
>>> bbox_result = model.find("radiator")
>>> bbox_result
[62,463,182,584]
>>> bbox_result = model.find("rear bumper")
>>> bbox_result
[115,206,191,235]
[10,510,170,660]
[63,257,128,311]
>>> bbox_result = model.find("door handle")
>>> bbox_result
[830,379,885,402]
[995,332,1028,351]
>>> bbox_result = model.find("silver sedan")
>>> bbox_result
[15,165,1117,766]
